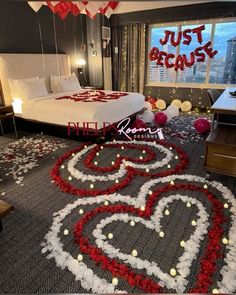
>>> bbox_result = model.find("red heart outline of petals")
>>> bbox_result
[83,143,156,173]
[51,140,189,197]
[74,183,226,293]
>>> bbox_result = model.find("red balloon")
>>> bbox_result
[149,47,159,61]
[154,112,167,126]
[165,54,175,68]
[108,1,119,10]
[132,118,147,130]
[194,118,211,134]
[146,97,156,109]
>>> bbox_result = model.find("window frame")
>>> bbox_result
[146,17,236,89]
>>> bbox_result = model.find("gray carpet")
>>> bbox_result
[0,116,235,293]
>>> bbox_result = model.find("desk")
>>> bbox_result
[211,87,236,129]
[211,87,236,115]
[204,88,236,177]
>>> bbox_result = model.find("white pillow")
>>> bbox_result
[58,77,82,92]
[8,76,39,98]
[51,73,81,93]
[16,77,48,100]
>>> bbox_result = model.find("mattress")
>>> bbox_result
[18,90,145,130]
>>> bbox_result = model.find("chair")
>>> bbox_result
[207,89,221,106]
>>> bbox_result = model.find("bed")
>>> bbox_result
[0,54,145,131]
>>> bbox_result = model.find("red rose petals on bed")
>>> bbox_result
[55,90,129,103]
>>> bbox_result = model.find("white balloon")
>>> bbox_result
[167,105,179,117]
[144,101,152,111]
[28,1,44,12]
[142,110,154,123]
[163,110,174,122]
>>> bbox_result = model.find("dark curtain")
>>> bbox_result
[111,23,146,94]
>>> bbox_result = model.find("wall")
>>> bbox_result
[110,2,236,107]
[111,2,236,25]
[0,1,89,86]
[85,15,111,88]
[86,16,103,88]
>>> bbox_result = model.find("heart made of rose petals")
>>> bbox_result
[42,175,236,293]
[92,194,209,292]
[51,140,188,197]
[75,185,214,293]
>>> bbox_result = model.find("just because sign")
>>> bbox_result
[149,25,218,71]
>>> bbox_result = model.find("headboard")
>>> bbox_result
[0,54,71,105]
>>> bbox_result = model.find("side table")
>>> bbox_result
[0,105,18,137]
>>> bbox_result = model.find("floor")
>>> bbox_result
[0,116,235,293]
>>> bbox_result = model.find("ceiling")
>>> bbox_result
[114,1,234,14]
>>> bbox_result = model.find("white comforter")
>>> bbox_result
[18,90,145,129]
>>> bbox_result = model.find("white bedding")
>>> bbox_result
[18,89,145,129]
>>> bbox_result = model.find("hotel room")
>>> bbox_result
[0,1,236,293]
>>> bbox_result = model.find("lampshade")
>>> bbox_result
[77,59,86,66]
[12,98,23,114]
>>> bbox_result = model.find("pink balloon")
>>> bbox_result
[154,112,167,126]
[132,118,147,129]
[194,118,211,134]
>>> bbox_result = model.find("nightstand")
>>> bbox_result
[0,200,14,231]
[0,105,18,137]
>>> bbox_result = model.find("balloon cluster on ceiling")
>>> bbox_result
[27,1,119,19]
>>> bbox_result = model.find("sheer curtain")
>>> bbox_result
[112,23,146,94]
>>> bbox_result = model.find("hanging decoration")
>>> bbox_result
[149,25,218,71]
[28,1,44,12]
[27,1,119,20]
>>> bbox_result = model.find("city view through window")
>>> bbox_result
[149,20,236,86]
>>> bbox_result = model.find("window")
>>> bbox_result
[209,22,236,84]
[177,24,212,84]
[150,26,177,83]
[148,19,236,87]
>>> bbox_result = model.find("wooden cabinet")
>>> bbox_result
[204,126,236,177]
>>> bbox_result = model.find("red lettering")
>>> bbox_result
[175,55,184,71]
[183,29,192,45]
[149,47,159,61]
[160,30,172,45]
[156,51,167,66]
[103,122,118,136]
[202,41,218,58]
[183,52,195,67]
[192,25,205,44]
[194,46,206,62]
[67,122,78,136]
[170,31,182,47]
[165,54,175,68]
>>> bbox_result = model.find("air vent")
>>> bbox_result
[102,26,111,43]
